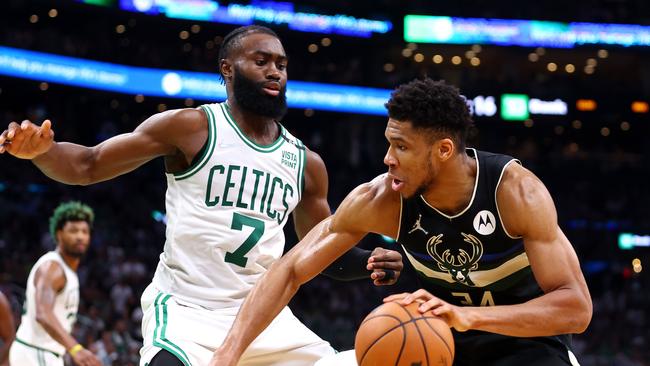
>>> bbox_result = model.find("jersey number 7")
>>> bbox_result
[225,212,265,267]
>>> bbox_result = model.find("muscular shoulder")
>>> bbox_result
[34,260,66,292]
[497,162,557,237]
[304,149,327,186]
[136,107,208,160]
[137,108,206,134]
[332,174,401,237]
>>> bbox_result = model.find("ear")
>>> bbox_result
[55,229,62,244]
[220,59,233,81]
[437,138,455,162]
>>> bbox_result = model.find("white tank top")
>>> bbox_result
[16,251,79,355]
[152,102,306,309]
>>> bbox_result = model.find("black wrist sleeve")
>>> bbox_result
[321,246,372,281]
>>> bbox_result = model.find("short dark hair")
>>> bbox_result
[218,25,280,81]
[49,201,94,242]
[385,78,473,149]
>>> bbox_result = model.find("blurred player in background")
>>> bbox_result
[0,25,403,366]
[209,78,593,366]
[0,290,15,366]
[9,201,101,366]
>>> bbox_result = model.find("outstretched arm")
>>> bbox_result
[389,164,592,336]
[294,150,402,284]
[0,108,206,185]
[210,175,400,366]
[0,292,14,365]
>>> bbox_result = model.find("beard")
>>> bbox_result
[61,242,86,258]
[410,158,436,199]
[233,69,287,120]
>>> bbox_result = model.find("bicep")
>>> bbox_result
[90,112,180,169]
[524,227,586,294]
[293,150,330,239]
[34,262,65,311]
[502,168,588,294]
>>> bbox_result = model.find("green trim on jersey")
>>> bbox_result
[221,103,285,153]
[38,350,45,366]
[153,293,192,366]
[296,139,307,198]
[174,105,218,180]
[15,337,62,358]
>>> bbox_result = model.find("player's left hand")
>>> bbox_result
[384,289,473,332]
[367,247,403,286]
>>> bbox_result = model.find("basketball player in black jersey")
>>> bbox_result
[210,78,592,366]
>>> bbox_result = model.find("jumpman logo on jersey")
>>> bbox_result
[408,214,428,235]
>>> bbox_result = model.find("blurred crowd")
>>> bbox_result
[1,1,649,365]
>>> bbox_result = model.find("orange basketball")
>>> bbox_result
[355,301,454,366]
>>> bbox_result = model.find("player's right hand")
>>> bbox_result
[71,348,102,366]
[0,119,54,159]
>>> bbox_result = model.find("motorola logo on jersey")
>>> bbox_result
[473,210,496,235]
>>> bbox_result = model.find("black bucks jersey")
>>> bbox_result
[397,149,577,366]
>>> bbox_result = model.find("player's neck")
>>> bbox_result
[421,153,477,216]
[225,98,280,142]
[56,248,80,271]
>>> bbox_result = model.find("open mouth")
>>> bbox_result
[389,174,405,191]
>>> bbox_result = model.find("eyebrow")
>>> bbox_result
[252,50,288,62]
[385,135,409,143]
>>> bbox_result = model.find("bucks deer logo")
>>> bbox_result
[426,233,484,286]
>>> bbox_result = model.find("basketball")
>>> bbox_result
[355,301,454,366]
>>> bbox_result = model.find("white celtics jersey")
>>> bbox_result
[16,251,79,356]
[152,102,307,309]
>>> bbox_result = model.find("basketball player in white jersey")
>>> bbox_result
[0,25,403,366]
[8,202,101,366]
[0,291,15,366]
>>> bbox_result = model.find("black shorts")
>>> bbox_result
[453,330,576,366]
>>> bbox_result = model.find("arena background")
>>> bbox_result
[1,0,648,365]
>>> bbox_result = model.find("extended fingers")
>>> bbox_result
[418,297,446,313]
[431,302,453,316]
[4,121,20,141]
[383,292,411,303]
[35,120,54,141]
[402,289,435,305]
[0,122,21,153]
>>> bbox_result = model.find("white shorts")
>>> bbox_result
[315,350,357,366]
[9,338,64,366]
[139,284,335,366]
